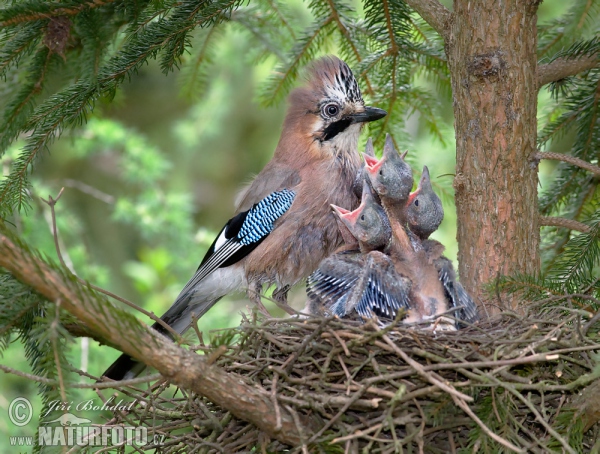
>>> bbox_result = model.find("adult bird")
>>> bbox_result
[102,56,387,380]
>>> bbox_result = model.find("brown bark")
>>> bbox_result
[404,0,451,40]
[539,216,592,234]
[535,151,600,177]
[446,0,541,311]
[538,54,599,89]
[571,379,600,433]
[0,221,318,446]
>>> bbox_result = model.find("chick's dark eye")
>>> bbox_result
[323,104,339,117]
[414,199,419,207]
[360,215,365,221]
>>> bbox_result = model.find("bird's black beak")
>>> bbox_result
[349,106,387,124]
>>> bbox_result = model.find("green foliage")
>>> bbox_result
[208,326,238,349]
[0,0,243,216]
[537,65,600,298]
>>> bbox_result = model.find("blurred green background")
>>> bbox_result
[0,0,572,450]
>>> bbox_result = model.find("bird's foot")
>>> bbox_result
[254,299,272,317]
[430,316,457,333]
[247,284,273,318]
[272,285,296,316]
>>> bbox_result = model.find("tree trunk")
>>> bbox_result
[446,0,540,312]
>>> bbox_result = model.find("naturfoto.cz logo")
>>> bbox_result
[8,397,165,448]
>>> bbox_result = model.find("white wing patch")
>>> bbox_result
[214,228,228,251]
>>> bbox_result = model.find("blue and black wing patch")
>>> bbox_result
[436,257,478,326]
[307,251,411,322]
[354,255,411,321]
[454,282,478,324]
[307,251,363,317]
[180,189,295,293]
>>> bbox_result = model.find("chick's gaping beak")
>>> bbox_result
[364,154,384,176]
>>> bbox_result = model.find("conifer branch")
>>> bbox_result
[0,220,318,446]
[0,0,118,28]
[539,216,592,234]
[534,151,600,177]
[325,0,374,96]
[382,0,399,54]
[403,0,451,41]
[538,53,599,89]
[41,188,181,337]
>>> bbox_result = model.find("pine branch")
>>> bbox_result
[0,220,318,446]
[382,0,399,54]
[0,0,119,28]
[545,213,600,290]
[535,151,600,177]
[260,15,334,105]
[538,1,600,59]
[0,0,242,214]
[403,0,451,41]
[538,71,600,215]
[325,0,374,96]
[540,216,592,234]
[0,22,44,78]
[538,53,599,89]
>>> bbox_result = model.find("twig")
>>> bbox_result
[271,372,282,432]
[583,310,600,336]
[537,53,599,89]
[540,216,592,234]
[0,362,162,388]
[535,151,600,176]
[403,0,452,40]
[379,332,473,402]
[41,189,179,338]
[0,0,118,27]
[61,178,115,204]
[486,375,577,454]
[329,329,350,356]
[51,299,68,404]
[306,384,369,444]
[451,393,525,453]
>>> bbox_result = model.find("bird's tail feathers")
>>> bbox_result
[99,294,222,382]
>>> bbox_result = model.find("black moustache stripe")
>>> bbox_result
[322,118,352,141]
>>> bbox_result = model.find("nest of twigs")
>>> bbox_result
[104,308,600,453]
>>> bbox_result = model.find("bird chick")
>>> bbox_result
[306,181,410,320]
[332,180,390,253]
[406,166,444,240]
[363,134,414,254]
[338,140,377,249]
[364,134,413,214]
[405,167,478,326]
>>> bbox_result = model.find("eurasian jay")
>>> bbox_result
[363,134,412,220]
[358,138,456,329]
[102,56,387,380]
[406,167,478,325]
[406,166,443,241]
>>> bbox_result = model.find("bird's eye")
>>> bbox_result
[323,104,339,118]
[360,215,365,221]
[379,170,383,176]
[414,199,419,207]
